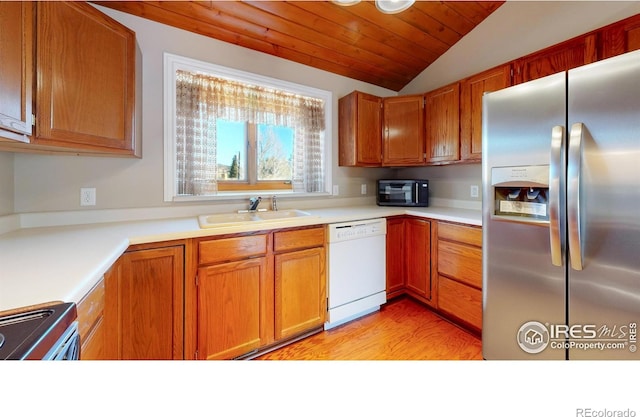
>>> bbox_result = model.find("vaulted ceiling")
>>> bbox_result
[95,1,505,91]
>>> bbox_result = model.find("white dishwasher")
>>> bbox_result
[325,218,387,330]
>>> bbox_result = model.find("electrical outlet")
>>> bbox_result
[332,185,339,195]
[80,188,96,206]
[361,184,367,195]
[470,185,479,198]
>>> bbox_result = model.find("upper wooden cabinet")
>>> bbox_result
[513,34,597,84]
[0,2,33,143]
[338,91,382,167]
[0,1,140,156]
[424,82,460,164]
[599,14,640,59]
[460,64,511,161]
[382,95,424,166]
[34,2,140,156]
[336,14,639,168]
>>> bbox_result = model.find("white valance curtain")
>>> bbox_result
[175,70,326,195]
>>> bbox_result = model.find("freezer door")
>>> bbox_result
[567,50,640,359]
[482,73,567,359]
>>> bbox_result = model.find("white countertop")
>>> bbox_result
[0,205,481,312]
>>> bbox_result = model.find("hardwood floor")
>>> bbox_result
[255,296,482,360]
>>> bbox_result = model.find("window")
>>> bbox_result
[164,54,332,201]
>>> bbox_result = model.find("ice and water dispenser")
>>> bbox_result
[491,165,550,222]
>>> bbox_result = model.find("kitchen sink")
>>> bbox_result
[198,209,315,228]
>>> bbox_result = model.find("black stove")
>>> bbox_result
[0,302,78,360]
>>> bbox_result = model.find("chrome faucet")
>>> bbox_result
[248,196,262,211]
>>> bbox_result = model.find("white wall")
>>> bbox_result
[12,5,396,214]
[0,153,14,215]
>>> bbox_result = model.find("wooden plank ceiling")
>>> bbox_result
[94,1,505,91]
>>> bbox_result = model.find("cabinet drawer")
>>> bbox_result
[199,234,268,265]
[81,316,105,360]
[438,222,482,247]
[77,278,105,342]
[274,227,325,252]
[438,276,482,330]
[438,240,482,289]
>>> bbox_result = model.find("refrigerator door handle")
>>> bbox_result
[549,125,564,267]
[568,122,585,270]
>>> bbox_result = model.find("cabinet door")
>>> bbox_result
[338,91,382,166]
[110,246,184,360]
[34,2,138,155]
[274,247,326,340]
[197,257,271,360]
[382,95,424,166]
[460,65,511,161]
[405,218,431,300]
[425,83,460,163]
[385,217,405,299]
[513,34,597,84]
[0,2,33,142]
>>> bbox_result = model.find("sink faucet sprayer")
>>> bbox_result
[248,196,261,211]
[271,195,278,211]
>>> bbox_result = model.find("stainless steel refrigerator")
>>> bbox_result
[482,49,640,359]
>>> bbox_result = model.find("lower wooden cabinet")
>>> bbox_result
[274,242,326,340]
[435,222,483,332]
[197,257,271,360]
[385,218,482,334]
[105,242,185,360]
[194,226,326,360]
[77,278,106,360]
[385,216,433,305]
[405,218,432,302]
[438,276,482,331]
[385,217,406,299]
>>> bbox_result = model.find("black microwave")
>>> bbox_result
[377,179,429,207]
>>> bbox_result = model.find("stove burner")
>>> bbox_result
[0,303,77,360]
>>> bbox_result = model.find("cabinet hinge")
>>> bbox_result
[195,274,199,286]
[194,350,198,360]
[31,114,36,127]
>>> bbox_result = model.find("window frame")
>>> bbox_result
[163,53,333,202]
